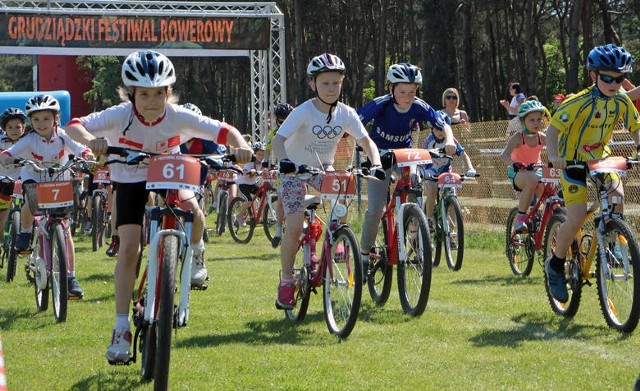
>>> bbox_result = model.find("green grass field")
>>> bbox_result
[1,219,640,390]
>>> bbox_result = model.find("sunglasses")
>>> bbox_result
[445,95,458,100]
[597,72,626,84]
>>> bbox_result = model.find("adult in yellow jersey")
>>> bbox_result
[546,44,640,302]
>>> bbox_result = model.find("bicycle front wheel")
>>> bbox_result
[51,223,68,322]
[228,196,255,244]
[596,219,640,333]
[5,210,19,282]
[506,207,535,277]
[154,235,178,390]
[215,192,228,236]
[397,204,432,316]
[285,243,311,321]
[367,219,392,304]
[323,226,362,339]
[91,194,104,251]
[443,196,464,271]
[263,190,278,243]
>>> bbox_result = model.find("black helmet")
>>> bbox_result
[0,108,27,129]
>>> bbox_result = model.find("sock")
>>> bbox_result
[20,227,30,234]
[280,275,295,284]
[115,314,130,330]
[549,253,565,273]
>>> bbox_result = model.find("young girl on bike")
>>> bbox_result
[357,63,456,274]
[64,50,253,364]
[546,44,640,303]
[235,142,266,226]
[0,95,94,298]
[499,100,549,233]
[271,53,384,310]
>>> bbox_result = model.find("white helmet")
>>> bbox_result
[25,94,60,116]
[121,50,176,88]
[307,53,346,77]
[387,63,422,84]
[182,103,202,116]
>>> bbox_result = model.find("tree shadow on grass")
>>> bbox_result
[207,253,277,262]
[70,370,146,391]
[469,311,612,348]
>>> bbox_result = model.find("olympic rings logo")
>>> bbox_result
[312,125,342,139]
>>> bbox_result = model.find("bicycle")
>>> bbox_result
[505,164,565,276]
[90,168,112,252]
[19,156,92,322]
[210,167,239,236]
[0,176,21,282]
[104,147,232,389]
[544,156,640,332]
[227,169,279,244]
[419,152,480,271]
[366,148,433,316]
[282,166,371,338]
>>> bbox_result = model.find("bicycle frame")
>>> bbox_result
[244,180,273,224]
[514,182,563,252]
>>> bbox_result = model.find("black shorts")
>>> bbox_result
[115,181,149,228]
[239,184,258,200]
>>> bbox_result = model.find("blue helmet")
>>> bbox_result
[586,44,633,74]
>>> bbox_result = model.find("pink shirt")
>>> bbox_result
[510,132,543,165]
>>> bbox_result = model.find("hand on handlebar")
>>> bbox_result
[230,146,253,164]
[278,158,298,174]
[512,162,526,171]
[443,143,457,156]
[89,138,108,155]
[548,156,566,170]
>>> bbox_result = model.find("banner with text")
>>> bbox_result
[0,14,269,50]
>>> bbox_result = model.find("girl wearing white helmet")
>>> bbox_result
[65,50,253,364]
[357,63,457,272]
[270,53,385,310]
[499,99,549,233]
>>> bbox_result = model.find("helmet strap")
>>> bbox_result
[317,95,339,124]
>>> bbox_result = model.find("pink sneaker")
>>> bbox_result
[276,279,296,310]
[514,214,528,233]
[334,243,345,261]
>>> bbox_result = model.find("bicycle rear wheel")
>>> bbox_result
[323,226,362,339]
[5,210,19,282]
[91,194,104,251]
[543,212,582,317]
[397,204,432,316]
[367,219,392,304]
[285,244,311,321]
[443,196,464,271]
[51,223,68,322]
[506,207,535,277]
[596,219,640,333]
[154,235,178,390]
[215,192,228,236]
[228,196,255,244]
[263,190,278,243]
[139,322,156,382]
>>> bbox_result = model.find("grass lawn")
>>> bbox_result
[1,218,639,390]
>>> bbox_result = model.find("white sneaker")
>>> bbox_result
[106,327,132,363]
[83,222,92,234]
[191,248,208,286]
[272,224,283,248]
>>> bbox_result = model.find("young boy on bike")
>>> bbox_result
[64,50,253,364]
[499,100,549,232]
[271,53,384,310]
[0,95,94,298]
[546,44,640,303]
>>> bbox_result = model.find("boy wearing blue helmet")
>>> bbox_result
[546,44,640,303]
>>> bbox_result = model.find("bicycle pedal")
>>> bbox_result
[15,249,32,255]
[68,294,83,300]
[190,284,208,291]
[107,358,133,366]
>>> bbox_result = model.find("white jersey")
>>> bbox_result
[276,100,368,167]
[70,102,229,183]
[0,134,22,179]
[2,127,89,182]
[236,161,260,186]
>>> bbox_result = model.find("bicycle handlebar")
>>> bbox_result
[104,146,242,172]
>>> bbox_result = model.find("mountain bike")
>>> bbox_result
[419,152,480,271]
[211,168,239,236]
[104,147,233,389]
[505,164,565,276]
[227,169,279,244]
[20,156,93,322]
[90,169,111,251]
[1,176,21,282]
[366,148,433,316]
[282,167,371,338]
[544,156,640,332]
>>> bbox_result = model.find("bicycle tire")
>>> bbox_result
[397,204,432,316]
[596,219,640,333]
[443,196,464,271]
[139,322,156,382]
[154,235,178,390]
[228,196,255,244]
[426,201,442,268]
[5,210,19,282]
[285,243,311,321]
[543,212,582,317]
[506,207,535,277]
[91,194,103,251]
[323,226,362,339]
[367,219,393,304]
[32,227,49,312]
[263,190,278,243]
[215,192,228,236]
[51,223,68,323]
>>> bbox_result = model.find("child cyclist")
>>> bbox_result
[0,108,27,250]
[422,112,476,225]
[64,50,253,364]
[271,53,385,310]
[0,95,94,298]
[546,44,640,303]
[357,63,456,273]
[499,100,549,232]
[235,142,266,227]
[263,103,293,247]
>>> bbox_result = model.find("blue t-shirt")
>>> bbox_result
[357,94,444,149]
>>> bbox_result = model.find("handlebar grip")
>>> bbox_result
[106,146,129,156]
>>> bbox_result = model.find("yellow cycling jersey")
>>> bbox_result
[265,125,278,152]
[551,85,640,161]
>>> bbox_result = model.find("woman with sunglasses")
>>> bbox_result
[441,87,470,134]
[545,43,640,303]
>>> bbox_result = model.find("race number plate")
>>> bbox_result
[541,166,562,183]
[587,156,627,176]
[320,171,356,200]
[393,148,433,167]
[37,181,74,209]
[437,172,462,188]
[93,169,110,184]
[146,155,202,192]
